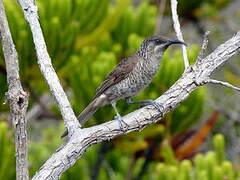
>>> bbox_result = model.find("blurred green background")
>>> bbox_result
[0,0,240,179]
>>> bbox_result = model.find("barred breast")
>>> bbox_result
[106,56,162,102]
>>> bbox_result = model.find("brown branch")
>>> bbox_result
[0,0,29,180]
[176,111,219,160]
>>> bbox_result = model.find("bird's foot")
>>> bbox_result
[142,100,164,115]
[114,115,129,132]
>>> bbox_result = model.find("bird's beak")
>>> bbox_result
[165,40,187,47]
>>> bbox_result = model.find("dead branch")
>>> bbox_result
[32,32,240,179]
[0,0,29,179]
[16,0,80,136]
[9,0,240,179]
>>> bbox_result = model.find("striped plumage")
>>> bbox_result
[61,36,186,137]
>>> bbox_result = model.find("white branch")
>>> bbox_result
[197,31,210,63]
[16,0,80,134]
[170,0,189,68]
[32,32,240,179]
[0,0,29,179]
[205,79,240,92]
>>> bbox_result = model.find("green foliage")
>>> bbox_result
[0,0,205,135]
[0,0,230,179]
[0,122,15,179]
[111,1,157,53]
[28,124,63,176]
[176,0,232,18]
[153,45,205,135]
[213,134,225,164]
[0,74,7,111]
[0,117,239,179]
[161,141,177,166]
[154,134,239,180]
[28,132,240,180]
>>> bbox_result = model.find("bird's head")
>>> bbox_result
[140,36,187,58]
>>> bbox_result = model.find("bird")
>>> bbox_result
[62,36,186,137]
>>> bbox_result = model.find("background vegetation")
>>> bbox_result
[0,0,240,179]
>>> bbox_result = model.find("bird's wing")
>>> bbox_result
[95,54,138,98]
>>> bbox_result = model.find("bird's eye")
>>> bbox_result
[156,39,165,44]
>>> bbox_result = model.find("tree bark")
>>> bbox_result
[0,0,29,179]
[32,32,240,179]
[3,0,238,179]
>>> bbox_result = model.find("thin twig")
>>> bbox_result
[170,0,189,68]
[197,31,210,62]
[0,0,29,179]
[16,0,80,135]
[205,79,240,92]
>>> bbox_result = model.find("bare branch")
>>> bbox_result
[204,79,240,92]
[197,31,210,63]
[170,0,189,68]
[32,32,240,179]
[0,0,29,179]
[14,0,240,178]
[16,0,80,134]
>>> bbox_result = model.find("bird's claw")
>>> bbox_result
[143,100,164,115]
[114,115,129,132]
[151,101,164,112]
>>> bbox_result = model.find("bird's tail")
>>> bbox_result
[61,96,105,138]
[77,98,100,126]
